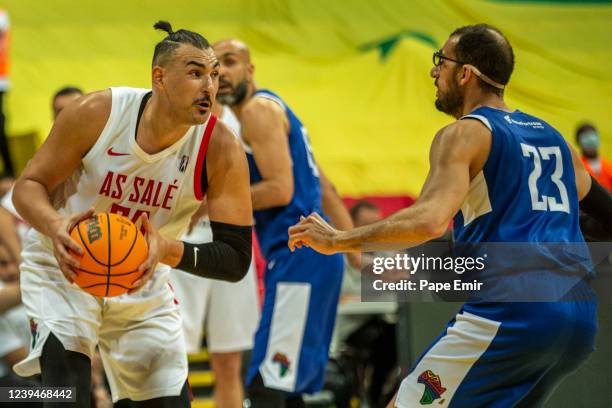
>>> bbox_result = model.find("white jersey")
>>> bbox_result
[53,87,215,239]
[221,105,241,138]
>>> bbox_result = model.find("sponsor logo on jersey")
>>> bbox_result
[272,352,291,378]
[107,147,130,156]
[504,114,544,129]
[418,370,446,405]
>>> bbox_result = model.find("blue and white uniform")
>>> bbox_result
[396,107,597,408]
[245,89,344,394]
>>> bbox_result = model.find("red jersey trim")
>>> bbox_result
[194,114,217,200]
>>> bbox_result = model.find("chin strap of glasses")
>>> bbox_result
[466,65,506,90]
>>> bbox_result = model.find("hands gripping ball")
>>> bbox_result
[70,213,148,297]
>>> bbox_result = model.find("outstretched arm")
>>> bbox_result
[288,119,491,253]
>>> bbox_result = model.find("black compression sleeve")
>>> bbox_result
[579,176,612,233]
[176,221,252,282]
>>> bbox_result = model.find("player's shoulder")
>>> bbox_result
[53,89,112,143]
[429,119,492,166]
[209,117,245,159]
[434,117,491,145]
[206,116,248,182]
[242,93,285,121]
[59,89,112,124]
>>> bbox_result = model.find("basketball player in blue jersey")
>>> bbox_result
[289,24,612,407]
[213,39,355,406]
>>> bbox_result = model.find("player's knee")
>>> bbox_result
[210,352,242,381]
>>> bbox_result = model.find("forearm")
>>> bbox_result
[0,282,21,313]
[251,181,292,210]
[320,182,353,231]
[161,238,184,267]
[335,205,446,252]
[13,179,62,236]
[173,221,252,282]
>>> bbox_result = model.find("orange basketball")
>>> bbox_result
[69,213,148,297]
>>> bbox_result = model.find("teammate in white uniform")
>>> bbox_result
[12,21,252,407]
[170,104,260,408]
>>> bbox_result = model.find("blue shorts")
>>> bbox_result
[396,296,597,407]
[246,247,344,394]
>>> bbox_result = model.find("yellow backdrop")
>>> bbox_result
[3,0,611,195]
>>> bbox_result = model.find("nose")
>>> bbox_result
[430,65,439,78]
[203,75,216,93]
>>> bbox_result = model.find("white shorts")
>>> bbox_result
[169,220,260,354]
[14,230,188,402]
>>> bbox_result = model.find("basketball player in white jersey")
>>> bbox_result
[12,21,253,407]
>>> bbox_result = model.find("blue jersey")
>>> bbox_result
[246,89,324,258]
[455,106,583,244]
[455,106,592,301]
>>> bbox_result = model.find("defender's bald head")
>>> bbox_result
[213,39,251,63]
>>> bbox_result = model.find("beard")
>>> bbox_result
[217,79,249,106]
[434,79,464,118]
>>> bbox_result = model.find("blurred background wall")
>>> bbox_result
[2,0,611,196]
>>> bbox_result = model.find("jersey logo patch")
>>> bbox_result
[272,352,291,378]
[418,370,446,405]
[29,318,39,349]
[107,147,129,156]
[179,155,189,173]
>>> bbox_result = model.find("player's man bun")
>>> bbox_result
[151,20,211,66]
[154,20,174,35]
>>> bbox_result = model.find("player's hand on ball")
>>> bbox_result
[288,212,341,255]
[130,213,166,294]
[51,207,95,283]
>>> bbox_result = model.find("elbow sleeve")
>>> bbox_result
[176,221,252,282]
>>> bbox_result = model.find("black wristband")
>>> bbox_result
[176,221,252,282]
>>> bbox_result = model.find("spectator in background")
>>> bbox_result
[576,122,612,191]
[52,86,83,119]
[350,200,383,229]
[0,8,13,180]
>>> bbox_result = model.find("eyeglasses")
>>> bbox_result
[431,49,506,90]
[432,50,466,67]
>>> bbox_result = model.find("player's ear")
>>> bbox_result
[458,65,471,86]
[247,63,254,81]
[152,65,165,89]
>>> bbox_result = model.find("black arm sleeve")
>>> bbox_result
[176,221,252,282]
[579,176,612,241]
